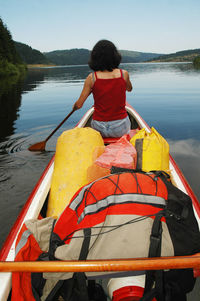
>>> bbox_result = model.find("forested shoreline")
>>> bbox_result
[1,16,200,75]
[0,18,26,77]
[149,49,200,63]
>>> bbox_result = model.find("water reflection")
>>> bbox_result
[169,139,200,157]
[123,62,200,81]
[22,69,45,93]
[0,77,22,141]
[0,147,53,248]
[1,62,198,145]
[169,139,200,198]
[27,64,90,84]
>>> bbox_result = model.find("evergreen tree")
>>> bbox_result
[193,56,200,68]
[14,41,50,64]
[0,18,25,76]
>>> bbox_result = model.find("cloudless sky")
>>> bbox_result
[0,0,200,54]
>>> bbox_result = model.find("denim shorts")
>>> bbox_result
[91,116,131,138]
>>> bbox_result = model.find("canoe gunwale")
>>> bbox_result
[0,156,55,261]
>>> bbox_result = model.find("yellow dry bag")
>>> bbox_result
[130,127,169,173]
[47,127,104,217]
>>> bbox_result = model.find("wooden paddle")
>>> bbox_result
[28,108,76,151]
[0,255,200,273]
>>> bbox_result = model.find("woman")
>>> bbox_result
[73,40,133,137]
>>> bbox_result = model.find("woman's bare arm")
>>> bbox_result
[123,70,133,91]
[73,74,93,110]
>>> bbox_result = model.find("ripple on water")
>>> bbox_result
[0,134,29,154]
[0,134,53,199]
[0,169,11,183]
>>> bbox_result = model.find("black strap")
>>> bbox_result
[45,280,65,301]
[48,219,62,260]
[139,288,156,301]
[154,270,164,301]
[135,138,143,170]
[154,171,190,220]
[73,273,89,301]
[79,228,91,260]
[144,213,163,299]
[110,166,143,174]
[69,227,92,301]
[149,213,163,258]
[31,253,50,300]
[45,228,92,301]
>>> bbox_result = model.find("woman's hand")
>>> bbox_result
[73,102,79,111]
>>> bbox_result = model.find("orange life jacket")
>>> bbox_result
[11,223,44,300]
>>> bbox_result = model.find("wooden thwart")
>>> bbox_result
[1,254,200,273]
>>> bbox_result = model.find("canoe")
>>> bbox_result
[0,103,200,300]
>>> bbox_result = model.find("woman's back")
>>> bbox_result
[92,69,127,121]
[93,68,122,79]
[73,40,132,137]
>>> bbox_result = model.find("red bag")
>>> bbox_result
[87,135,137,182]
[95,135,137,169]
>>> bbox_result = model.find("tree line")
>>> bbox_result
[0,18,26,77]
[193,56,200,68]
[14,42,50,65]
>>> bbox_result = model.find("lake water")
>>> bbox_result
[0,62,200,299]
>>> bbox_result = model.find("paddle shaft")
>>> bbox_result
[28,108,77,151]
[45,108,76,142]
[1,255,200,273]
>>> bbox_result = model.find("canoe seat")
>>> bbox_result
[103,137,120,144]
[103,129,138,144]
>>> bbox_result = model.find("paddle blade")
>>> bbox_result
[28,140,46,151]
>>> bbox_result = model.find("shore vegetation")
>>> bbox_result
[193,56,200,68]
[0,18,26,77]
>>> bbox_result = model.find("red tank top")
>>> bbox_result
[92,69,127,121]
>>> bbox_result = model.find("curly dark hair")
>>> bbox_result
[88,40,122,71]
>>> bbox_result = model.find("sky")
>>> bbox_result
[0,0,200,54]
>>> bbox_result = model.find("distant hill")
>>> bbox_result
[14,42,51,65]
[13,40,200,66]
[149,49,200,62]
[44,49,163,66]
[120,50,163,63]
[44,48,90,65]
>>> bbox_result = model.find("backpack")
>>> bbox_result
[12,170,200,301]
